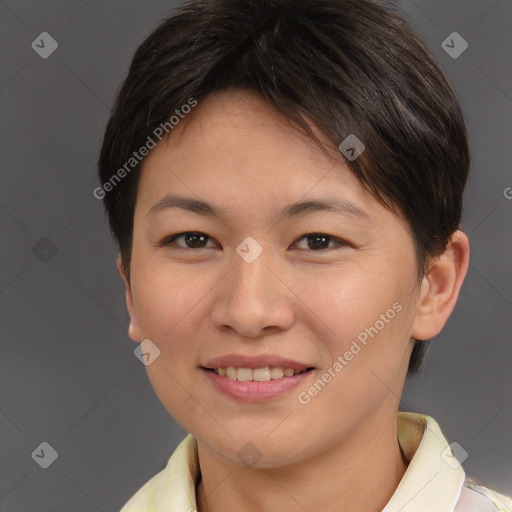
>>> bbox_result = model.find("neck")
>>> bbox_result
[196,408,409,512]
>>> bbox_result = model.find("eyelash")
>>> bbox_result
[158,231,349,252]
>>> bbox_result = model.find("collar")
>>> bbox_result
[149,412,466,511]
[383,412,465,511]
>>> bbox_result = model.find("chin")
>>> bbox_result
[201,432,312,469]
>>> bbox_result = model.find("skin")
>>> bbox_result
[118,90,469,512]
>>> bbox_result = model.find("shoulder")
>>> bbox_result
[119,469,164,512]
[455,479,512,511]
[118,434,198,512]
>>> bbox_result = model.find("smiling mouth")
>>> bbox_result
[202,366,315,382]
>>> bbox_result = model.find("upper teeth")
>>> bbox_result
[213,366,307,381]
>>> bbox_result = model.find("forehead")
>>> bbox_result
[134,90,410,238]
[161,91,342,175]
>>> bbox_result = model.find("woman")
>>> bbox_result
[97,0,512,510]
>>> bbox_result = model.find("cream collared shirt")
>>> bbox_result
[119,412,512,512]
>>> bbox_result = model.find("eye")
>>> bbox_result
[158,231,349,252]
[159,231,217,249]
[293,233,349,251]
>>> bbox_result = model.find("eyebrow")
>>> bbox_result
[147,194,372,223]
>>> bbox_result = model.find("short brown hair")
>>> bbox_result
[98,0,470,376]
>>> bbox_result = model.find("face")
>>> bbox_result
[122,90,422,468]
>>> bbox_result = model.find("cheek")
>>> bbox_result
[130,266,212,427]
[299,263,417,405]
[301,261,405,341]
[297,275,414,419]
[131,264,211,355]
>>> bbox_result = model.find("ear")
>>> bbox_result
[117,255,142,343]
[411,230,470,340]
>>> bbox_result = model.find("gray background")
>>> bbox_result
[0,0,511,510]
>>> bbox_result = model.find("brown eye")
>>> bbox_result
[160,231,217,249]
[294,233,348,251]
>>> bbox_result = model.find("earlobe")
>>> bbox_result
[117,255,142,343]
[411,230,470,340]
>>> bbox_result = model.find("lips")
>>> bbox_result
[201,365,314,402]
[202,354,313,371]
[199,354,316,402]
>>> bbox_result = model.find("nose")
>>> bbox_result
[210,246,295,339]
